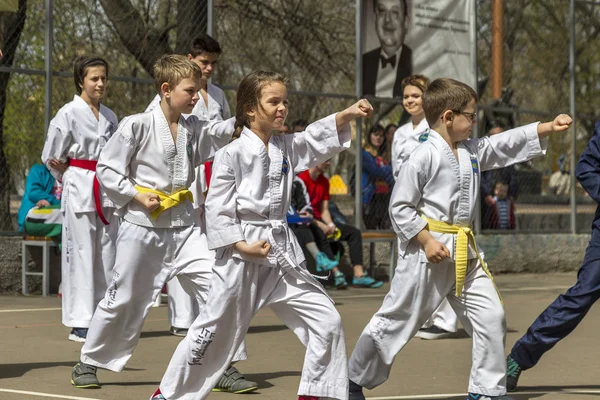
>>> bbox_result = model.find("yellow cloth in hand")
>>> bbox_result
[422,217,502,303]
[134,186,194,220]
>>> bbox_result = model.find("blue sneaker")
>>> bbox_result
[352,275,383,288]
[316,251,338,272]
[334,271,348,289]
[68,328,88,343]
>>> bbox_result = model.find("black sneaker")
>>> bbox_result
[68,327,88,343]
[414,325,453,340]
[212,366,258,394]
[349,380,366,400]
[506,355,522,392]
[169,326,188,337]
[71,362,100,388]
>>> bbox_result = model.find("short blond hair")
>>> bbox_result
[422,78,477,126]
[153,54,202,95]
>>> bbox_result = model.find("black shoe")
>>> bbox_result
[349,380,365,400]
[506,355,522,392]
[71,362,100,388]
[414,325,453,340]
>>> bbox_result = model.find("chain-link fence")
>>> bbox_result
[0,0,598,236]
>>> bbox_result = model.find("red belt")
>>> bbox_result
[68,158,109,225]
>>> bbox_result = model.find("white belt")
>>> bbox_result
[243,219,328,280]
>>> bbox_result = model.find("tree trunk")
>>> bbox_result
[0,0,27,230]
[100,0,208,76]
[99,0,172,75]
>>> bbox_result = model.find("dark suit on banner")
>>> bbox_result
[362,45,412,98]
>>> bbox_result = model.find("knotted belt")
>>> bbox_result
[422,217,502,303]
[68,159,109,225]
[243,219,328,280]
[134,186,194,220]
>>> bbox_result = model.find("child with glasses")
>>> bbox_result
[348,77,571,400]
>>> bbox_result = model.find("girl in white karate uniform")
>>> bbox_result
[152,71,373,400]
[41,55,119,343]
[348,78,571,400]
[391,74,458,340]
[142,37,256,393]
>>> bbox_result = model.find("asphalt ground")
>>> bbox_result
[1,273,599,400]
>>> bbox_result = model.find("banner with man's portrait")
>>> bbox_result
[361,0,476,98]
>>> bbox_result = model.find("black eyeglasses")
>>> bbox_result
[452,110,477,122]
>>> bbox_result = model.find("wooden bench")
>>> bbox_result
[361,231,397,281]
[22,236,57,296]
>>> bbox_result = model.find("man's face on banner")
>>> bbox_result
[374,0,407,56]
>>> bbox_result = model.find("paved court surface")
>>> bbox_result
[1,273,599,400]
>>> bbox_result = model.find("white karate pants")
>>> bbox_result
[167,279,198,329]
[80,221,247,372]
[61,201,117,328]
[349,256,507,397]
[159,259,348,400]
[422,298,459,332]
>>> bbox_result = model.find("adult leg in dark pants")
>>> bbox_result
[506,230,600,391]
[292,224,338,273]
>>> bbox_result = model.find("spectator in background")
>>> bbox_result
[481,126,519,230]
[383,123,397,163]
[362,124,394,230]
[18,163,64,232]
[548,154,571,196]
[299,160,383,288]
[288,175,348,288]
[485,180,516,230]
[292,119,309,133]
[280,122,291,134]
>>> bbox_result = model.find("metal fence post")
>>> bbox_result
[569,0,577,234]
[44,0,53,135]
[354,0,363,229]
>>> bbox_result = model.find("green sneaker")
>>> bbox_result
[212,366,258,394]
[506,355,522,392]
[71,362,100,388]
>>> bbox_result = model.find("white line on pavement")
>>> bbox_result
[367,388,600,399]
[0,388,105,400]
[333,285,570,300]
[0,307,61,313]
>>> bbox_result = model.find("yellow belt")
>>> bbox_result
[134,186,194,220]
[423,217,502,303]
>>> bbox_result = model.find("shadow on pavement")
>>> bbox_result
[248,324,289,334]
[140,330,176,339]
[0,361,76,379]
[243,370,302,389]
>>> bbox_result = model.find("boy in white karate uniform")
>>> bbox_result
[42,55,119,343]
[70,55,236,389]
[392,74,458,340]
[151,71,373,400]
[348,78,572,400]
[145,34,230,337]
